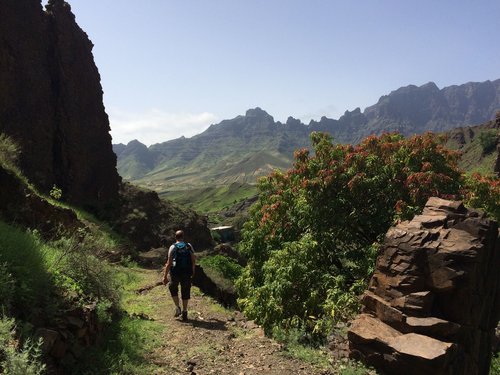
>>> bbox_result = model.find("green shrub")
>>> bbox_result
[491,353,500,375]
[211,230,222,243]
[0,221,120,323]
[464,173,500,222]
[199,255,243,281]
[0,316,46,375]
[0,133,20,169]
[49,185,62,200]
[47,231,120,306]
[237,132,464,339]
[0,222,54,318]
[478,129,498,154]
[0,263,15,312]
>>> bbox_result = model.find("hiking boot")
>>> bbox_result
[174,306,181,317]
[182,311,188,321]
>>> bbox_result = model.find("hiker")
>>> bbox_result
[163,230,196,321]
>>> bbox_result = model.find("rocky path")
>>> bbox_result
[131,268,332,375]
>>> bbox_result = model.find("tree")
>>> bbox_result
[236,132,464,338]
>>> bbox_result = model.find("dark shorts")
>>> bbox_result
[168,273,192,300]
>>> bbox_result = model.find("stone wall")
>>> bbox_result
[349,197,500,375]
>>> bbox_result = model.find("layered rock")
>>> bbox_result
[349,197,500,375]
[0,0,119,209]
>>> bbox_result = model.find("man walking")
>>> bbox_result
[163,230,196,321]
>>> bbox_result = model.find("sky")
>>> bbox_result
[44,1,500,145]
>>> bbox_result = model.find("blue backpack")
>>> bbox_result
[171,242,193,276]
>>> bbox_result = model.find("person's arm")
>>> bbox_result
[189,244,196,276]
[163,248,174,284]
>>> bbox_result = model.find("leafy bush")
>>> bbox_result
[199,255,243,281]
[478,129,498,154]
[46,230,120,306]
[491,353,500,375]
[0,222,54,318]
[0,133,20,169]
[237,132,464,338]
[0,263,15,313]
[0,316,46,375]
[464,173,500,222]
[0,221,120,323]
[49,185,62,200]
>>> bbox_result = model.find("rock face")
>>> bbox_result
[349,197,500,375]
[0,165,81,238]
[111,183,213,251]
[0,0,120,209]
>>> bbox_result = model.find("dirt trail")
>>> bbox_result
[133,269,331,375]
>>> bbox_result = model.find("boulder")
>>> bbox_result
[349,198,500,374]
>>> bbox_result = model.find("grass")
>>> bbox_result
[159,182,258,213]
[70,266,167,375]
[198,255,243,281]
[491,354,500,375]
[0,221,55,318]
[445,127,499,175]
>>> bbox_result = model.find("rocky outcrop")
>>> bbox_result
[35,303,101,373]
[0,0,119,209]
[0,165,81,238]
[110,182,213,251]
[0,0,213,252]
[349,197,500,375]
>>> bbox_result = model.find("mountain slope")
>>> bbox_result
[114,79,500,198]
[445,113,500,175]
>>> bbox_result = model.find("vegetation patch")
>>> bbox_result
[198,255,243,282]
[160,182,257,213]
[70,266,166,374]
[237,131,499,342]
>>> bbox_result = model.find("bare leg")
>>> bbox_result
[182,299,189,311]
[173,295,180,307]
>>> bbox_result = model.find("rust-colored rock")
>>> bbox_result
[349,197,500,375]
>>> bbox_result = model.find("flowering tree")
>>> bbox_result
[236,132,465,338]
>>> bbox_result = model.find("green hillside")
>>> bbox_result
[445,119,499,175]
[159,182,257,213]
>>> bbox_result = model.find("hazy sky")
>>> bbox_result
[45,1,500,145]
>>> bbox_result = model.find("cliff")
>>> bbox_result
[0,0,213,251]
[0,0,120,209]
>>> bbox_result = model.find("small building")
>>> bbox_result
[210,225,235,243]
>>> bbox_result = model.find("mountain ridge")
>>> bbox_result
[115,79,500,188]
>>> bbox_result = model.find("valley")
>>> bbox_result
[0,1,499,374]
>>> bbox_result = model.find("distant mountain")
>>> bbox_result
[114,79,500,194]
[115,107,308,186]
[309,79,500,144]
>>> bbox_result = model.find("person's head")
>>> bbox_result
[175,230,184,241]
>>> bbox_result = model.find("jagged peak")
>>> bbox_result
[343,107,362,116]
[126,139,147,147]
[420,81,439,91]
[245,107,273,120]
[285,116,302,126]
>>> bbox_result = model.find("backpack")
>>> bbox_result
[171,242,193,276]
